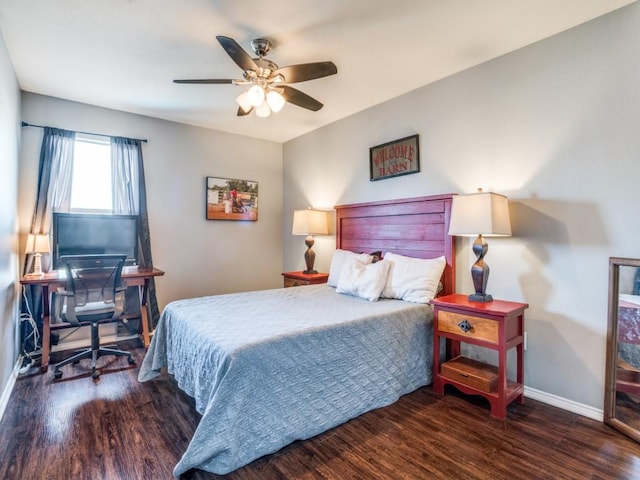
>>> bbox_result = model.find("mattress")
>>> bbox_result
[138,284,434,476]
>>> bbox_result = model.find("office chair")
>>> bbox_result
[53,254,135,380]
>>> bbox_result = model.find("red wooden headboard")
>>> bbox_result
[334,194,456,296]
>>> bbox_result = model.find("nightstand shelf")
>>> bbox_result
[440,373,522,401]
[430,294,528,420]
[282,271,328,288]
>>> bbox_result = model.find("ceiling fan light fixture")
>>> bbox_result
[175,36,337,117]
[266,90,285,113]
[255,102,271,118]
[235,91,252,113]
[247,85,265,107]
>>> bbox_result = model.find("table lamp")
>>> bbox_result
[292,208,329,274]
[448,189,511,302]
[26,233,50,277]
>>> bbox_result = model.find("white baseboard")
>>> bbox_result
[524,386,603,421]
[0,357,22,425]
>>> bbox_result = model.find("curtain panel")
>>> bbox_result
[29,127,75,249]
[111,137,160,329]
[23,127,75,352]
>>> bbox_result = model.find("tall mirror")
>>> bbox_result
[604,257,640,442]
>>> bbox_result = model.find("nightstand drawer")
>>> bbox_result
[284,277,307,287]
[437,310,498,344]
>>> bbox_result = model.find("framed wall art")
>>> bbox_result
[369,134,420,181]
[206,176,258,221]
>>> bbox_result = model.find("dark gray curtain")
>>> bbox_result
[111,136,160,328]
[22,127,75,352]
[28,127,75,246]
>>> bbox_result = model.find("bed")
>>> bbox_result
[138,194,456,476]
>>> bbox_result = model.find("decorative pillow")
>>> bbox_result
[336,258,391,301]
[327,249,374,287]
[382,253,446,303]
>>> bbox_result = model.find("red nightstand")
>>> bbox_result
[430,294,529,419]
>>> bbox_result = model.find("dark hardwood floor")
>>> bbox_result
[1,341,639,480]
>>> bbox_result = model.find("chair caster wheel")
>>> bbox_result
[54,370,62,379]
[128,357,135,365]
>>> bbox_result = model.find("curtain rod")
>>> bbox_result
[21,121,148,143]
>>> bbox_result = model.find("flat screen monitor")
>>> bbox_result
[52,213,138,269]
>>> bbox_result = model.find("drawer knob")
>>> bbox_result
[457,319,473,333]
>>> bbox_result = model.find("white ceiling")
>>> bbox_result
[0,0,635,143]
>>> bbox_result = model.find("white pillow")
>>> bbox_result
[327,249,373,287]
[382,253,446,303]
[336,258,391,302]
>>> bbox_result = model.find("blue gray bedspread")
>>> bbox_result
[138,285,433,476]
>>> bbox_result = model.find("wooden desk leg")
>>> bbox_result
[40,285,50,372]
[140,279,151,348]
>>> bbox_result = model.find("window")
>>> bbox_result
[69,135,112,212]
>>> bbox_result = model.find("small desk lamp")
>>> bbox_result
[292,208,329,274]
[26,233,51,277]
[448,189,511,302]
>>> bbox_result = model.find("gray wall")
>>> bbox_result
[283,3,640,409]
[19,94,284,310]
[5,2,639,414]
[0,31,21,405]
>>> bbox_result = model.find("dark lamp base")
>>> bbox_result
[303,269,318,274]
[469,293,493,302]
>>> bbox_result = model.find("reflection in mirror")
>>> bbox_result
[604,257,640,442]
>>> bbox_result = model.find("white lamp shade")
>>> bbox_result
[26,233,51,253]
[292,209,329,236]
[247,85,265,107]
[255,101,271,118]
[235,91,252,113]
[448,191,511,237]
[266,90,285,113]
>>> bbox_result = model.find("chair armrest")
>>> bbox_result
[54,288,81,326]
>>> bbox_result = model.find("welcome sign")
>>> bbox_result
[369,134,420,181]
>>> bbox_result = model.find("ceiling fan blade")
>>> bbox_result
[237,106,253,116]
[216,36,259,72]
[280,85,323,111]
[173,79,234,84]
[273,61,337,84]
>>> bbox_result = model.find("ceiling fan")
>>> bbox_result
[174,36,338,117]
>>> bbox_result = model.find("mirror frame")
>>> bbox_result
[604,256,640,442]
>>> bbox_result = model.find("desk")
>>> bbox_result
[20,267,164,372]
